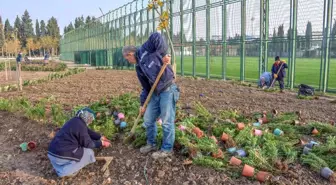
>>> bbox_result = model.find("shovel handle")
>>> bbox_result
[130,63,169,134]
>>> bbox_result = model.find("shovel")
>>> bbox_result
[123,63,168,144]
[269,62,285,89]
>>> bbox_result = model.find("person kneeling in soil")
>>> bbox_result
[258,71,272,89]
[122,32,180,159]
[47,108,111,177]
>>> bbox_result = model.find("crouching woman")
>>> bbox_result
[47,108,111,177]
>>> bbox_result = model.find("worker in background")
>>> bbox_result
[47,108,111,177]
[258,71,272,89]
[122,32,180,159]
[271,56,288,92]
[16,51,22,63]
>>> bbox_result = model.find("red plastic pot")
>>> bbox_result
[210,136,218,144]
[256,171,270,182]
[237,123,245,130]
[221,133,229,142]
[229,156,242,166]
[242,164,255,177]
[212,149,223,159]
[28,141,37,150]
[312,128,319,135]
[192,127,204,138]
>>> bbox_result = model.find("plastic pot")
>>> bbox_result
[303,146,312,154]
[242,164,255,177]
[114,119,121,125]
[210,136,218,144]
[235,149,247,157]
[192,127,204,138]
[96,112,101,119]
[20,142,28,152]
[178,125,186,131]
[237,123,245,130]
[311,127,319,135]
[253,129,263,136]
[273,128,284,136]
[221,133,229,142]
[212,149,224,159]
[256,171,270,182]
[227,147,237,154]
[118,113,125,120]
[229,156,242,166]
[253,122,261,127]
[320,167,334,180]
[28,141,37,150]
[120,121,127,128]
[259,117,268,124]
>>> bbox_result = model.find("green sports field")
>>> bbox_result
[175,56,336,89]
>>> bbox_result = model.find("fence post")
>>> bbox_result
[240,0,246,81]
[289,0,297,89]
[192,0,196,77]
[180,0,184,76]
[320,0,333,92]
[169,0,174,67]
[222,0,227,80]
[206,0,210,79]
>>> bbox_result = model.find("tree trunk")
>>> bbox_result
[29,48,31,57]
[43,48,45,56]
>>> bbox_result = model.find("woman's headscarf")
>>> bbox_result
[75,107,96,125]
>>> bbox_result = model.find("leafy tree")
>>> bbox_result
[0,16,5,55]
[35,19,41,38]
[4,19,13,40]
[46,17,60,38]
[67,22,74,32]
[305,21,312,50]
[40,20,46,36]
[14,16,21,40]
[20,10,35,47]
[26,37,34,57]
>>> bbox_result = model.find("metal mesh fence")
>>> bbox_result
[60,0,336,92]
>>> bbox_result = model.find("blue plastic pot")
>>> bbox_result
[120,121,127,128]
[253,122,261,127]
[273,128,284,136]
[235,149,247,157]
[303,146,312,154]
[227,147,237,154]
[321,167,334,179]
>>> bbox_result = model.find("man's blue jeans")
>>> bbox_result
[142,83,180,152]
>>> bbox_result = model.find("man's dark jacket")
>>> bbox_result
[48,117,102,161]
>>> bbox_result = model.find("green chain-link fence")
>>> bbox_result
[60,0,336,92]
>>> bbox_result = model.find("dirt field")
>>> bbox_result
[0,71,52,86]
[0,111,330,185]
[0,69,335,122]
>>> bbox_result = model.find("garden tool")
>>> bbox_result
[123,62,169,144]
[269,62,285,89]
[95,156,113,172]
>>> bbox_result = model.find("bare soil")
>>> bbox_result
[0,70,335,122]
[0,71,52,86]
[0,111,330,185]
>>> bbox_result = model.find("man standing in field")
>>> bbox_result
[271,56,288,92]
[122,32,180,159]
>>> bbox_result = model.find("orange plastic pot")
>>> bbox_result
[311,128,319,135]
[256,171,270,182]
[237,123,245,130]
[229,156,242,166]
[192,127,204,138]
[212,149,224,159]
[242,164,255,177]
[221,133,229,142]
[210,136,218,144]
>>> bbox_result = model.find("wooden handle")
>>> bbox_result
[270,63,285,88]
[130,63,169,134]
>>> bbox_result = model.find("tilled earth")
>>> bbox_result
[0,69,336,184]
[0,71,52,86]
[0,111,330,185]
[0,69,335,122]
